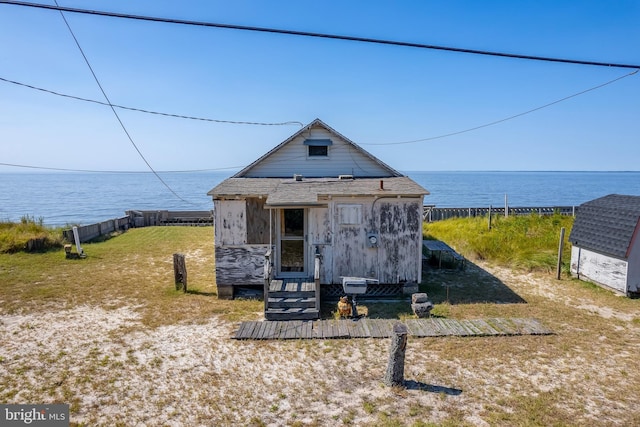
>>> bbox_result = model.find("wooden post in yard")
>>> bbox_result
[173,253,187,292]
[384,323,408,387]
[556,227,565,280]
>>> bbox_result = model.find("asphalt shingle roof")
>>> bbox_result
[207,177,428,206]
[568,194,640,259]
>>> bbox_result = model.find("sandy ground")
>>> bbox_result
[2,262,640,426]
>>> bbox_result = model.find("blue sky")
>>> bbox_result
[1,0,638,172]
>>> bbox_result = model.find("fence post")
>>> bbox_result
[384,323,408,387]
[488,205,492,230]
[505,194,508,218]
[556,228,565,280]
[173,253,187,292]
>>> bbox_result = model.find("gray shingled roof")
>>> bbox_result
[207,176,428,206]
[568,194,640,259]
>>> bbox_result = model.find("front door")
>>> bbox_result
[278,208,306,276]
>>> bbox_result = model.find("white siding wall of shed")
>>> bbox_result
[213,200,246,246]
[571,246,629,294]
[242,128,393,178]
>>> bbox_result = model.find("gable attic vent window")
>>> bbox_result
[304,139,332,158]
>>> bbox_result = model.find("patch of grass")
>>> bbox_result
[362,398,377,414]
[424,213,574,273]
[486,390,575,426]
[0,216,64,253]
[0,226,262,326]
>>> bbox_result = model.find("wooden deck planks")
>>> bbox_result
[269,280,283,292]
[233,318,552,340]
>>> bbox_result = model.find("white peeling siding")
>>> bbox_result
[243,129,393,178]
[213,200,246,246]
[329,197,423,284]
[571,246,629,294]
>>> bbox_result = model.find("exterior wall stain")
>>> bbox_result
[214,197,423,286]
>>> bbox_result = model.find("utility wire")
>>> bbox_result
[3,68,636,172]
[0,162,243,173]
[363,69,639,146]
[2,0,639,69]
[0,76,303,127]
[52,1,194,205]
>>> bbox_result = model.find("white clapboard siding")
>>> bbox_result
[571,246,628,294]
[241,129,394,178]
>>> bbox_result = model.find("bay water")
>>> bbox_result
[1,171,639,227]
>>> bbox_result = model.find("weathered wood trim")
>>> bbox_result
[264,249,273,311]
[627,228,640,293]
[314,252,321,312]
[247,197,270,244]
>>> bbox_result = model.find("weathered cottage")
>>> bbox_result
[569,194,640,296]
[207,119,429,319]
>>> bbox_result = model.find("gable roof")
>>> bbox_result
[233,118,403,178]
[569,194,640,259]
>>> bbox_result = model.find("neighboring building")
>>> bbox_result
[569,194,640,296]
[207,119,429,319]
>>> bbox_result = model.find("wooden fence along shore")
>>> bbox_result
[62,210,213,244]
[63,205,575,244]
[423,205,577,222]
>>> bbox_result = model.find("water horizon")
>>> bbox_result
[2,170,640,227]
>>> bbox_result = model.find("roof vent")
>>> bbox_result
[338,175,354,180]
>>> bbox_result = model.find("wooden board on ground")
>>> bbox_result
[233,318,552,340]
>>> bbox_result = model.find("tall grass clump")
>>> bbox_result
[424,213,574,272]
[0,215,63,253]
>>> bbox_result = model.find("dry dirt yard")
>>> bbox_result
[1,261,640,426]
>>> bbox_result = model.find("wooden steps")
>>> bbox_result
[268,297,316,309]
[265,278,319,321]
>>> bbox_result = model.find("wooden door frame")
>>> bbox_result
[276,208,308,277]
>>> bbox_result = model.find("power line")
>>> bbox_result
[363,68,639,146]
[0,162,242,173]
[0,76,303,127]
[3,67,636,172]
[53,1,195,205]
[2,0,639,69]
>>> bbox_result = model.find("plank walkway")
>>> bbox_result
[232,317,552,340]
